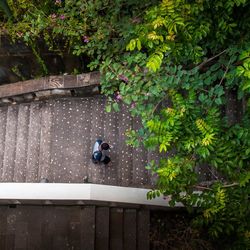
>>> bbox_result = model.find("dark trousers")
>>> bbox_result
[92,155,111,165]
[102,156,111,165]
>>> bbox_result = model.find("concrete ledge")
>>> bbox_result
[0,72,100,98]
[0,183,182,207]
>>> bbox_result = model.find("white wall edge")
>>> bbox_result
[0,183,183,207]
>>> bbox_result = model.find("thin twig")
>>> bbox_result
[151,96,168,116]
[212,57,232,102]
[207,166,219,180]
[197,49,227,69]
[195,185,213,191]
[195,182,239,191]
[222,182,239,188]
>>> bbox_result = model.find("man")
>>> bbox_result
[92,139,111,165]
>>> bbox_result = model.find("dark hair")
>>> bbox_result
[101,143,110,150]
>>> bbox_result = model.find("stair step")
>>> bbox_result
[132,117,149,186]
[2,105,18,181]
[50,99,68,182]
[117,103,133,187]
[89,96,106,184]
[103,100,120,186]
[38,100,53,181]
[147,150,160,187]
[50,98,92,183]
[78,97,92,183]
[26,102,42,182]
[13,104,30,182]
[0,106,8,180]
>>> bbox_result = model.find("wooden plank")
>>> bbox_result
[0,234,6,250]
[6,206,17,250]
[137,209,150,250]
[80,206,95,250]
[41,206,55,250]
[95,207,109,250]
[52,207,71,250]
[124,209,137,250]
[67,207,81,250]
[110,208,123,250]
[26,206,42,250]
[14,207,28,250]
[0,206,7,250]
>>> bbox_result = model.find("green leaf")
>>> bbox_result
[242,80,250,91]
[105,104,112,113]
[136,39,142,50]
[112,102,120,112]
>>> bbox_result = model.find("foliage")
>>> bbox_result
[0,0,156,74]
[100,1,250,248]
[150,211,214,250]
[0,0,250,248]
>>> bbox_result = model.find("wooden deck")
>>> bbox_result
[0,205,150,250]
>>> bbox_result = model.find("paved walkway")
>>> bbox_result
[0,96,159,188]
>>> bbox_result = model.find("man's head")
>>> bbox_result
[101,143,110,150]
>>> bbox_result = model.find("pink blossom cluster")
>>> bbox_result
[55,0,61,5]
[82,36,89,43]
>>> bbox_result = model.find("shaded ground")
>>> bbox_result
[150,210,214,250]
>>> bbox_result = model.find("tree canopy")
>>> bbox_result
[0,0,250,248]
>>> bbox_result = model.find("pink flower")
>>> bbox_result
[16,32,23,38]
[131,102,136,108]
[50,13,57,19]
[115,93,122,101]
[118,74,129,83]
[82,35,89,43]
[59,14,65,20]
[55,0,61,5]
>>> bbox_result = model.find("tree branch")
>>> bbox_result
[197,49,227,69]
